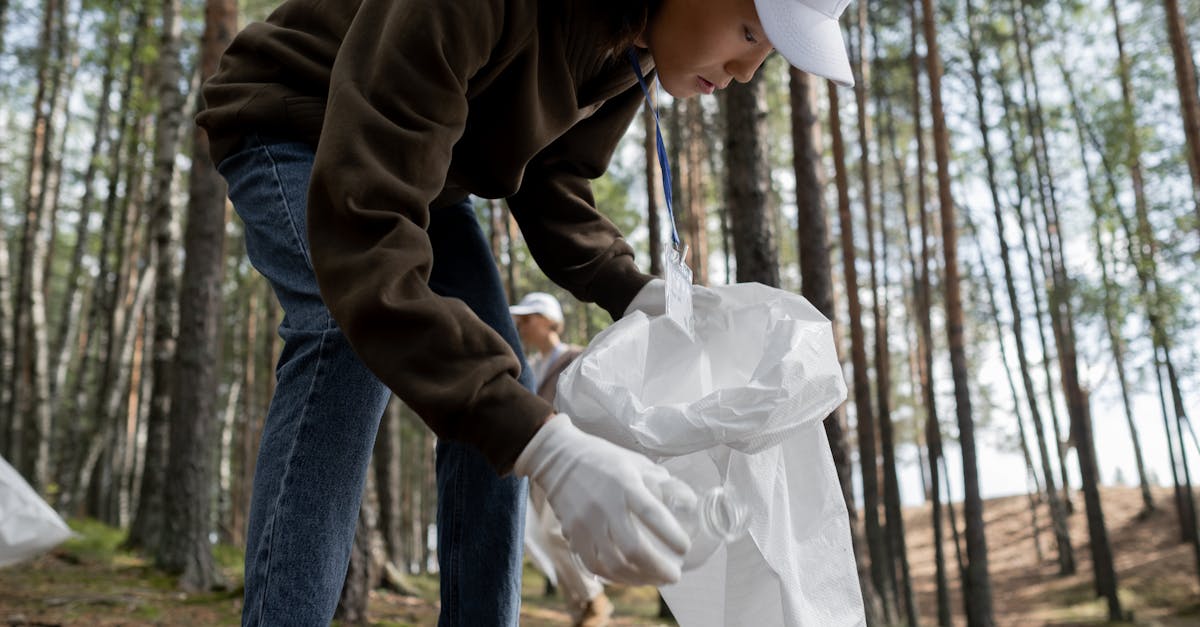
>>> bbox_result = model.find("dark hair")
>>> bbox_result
[595,0,663,57]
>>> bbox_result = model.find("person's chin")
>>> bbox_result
[658,76,697,99]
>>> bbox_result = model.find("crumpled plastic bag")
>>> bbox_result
[557,282,864,626]
[1,455,73,568]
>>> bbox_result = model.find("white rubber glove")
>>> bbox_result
[514,413,692,586]
[623,278,720,318]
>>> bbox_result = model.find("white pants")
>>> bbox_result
[524,483,604,619]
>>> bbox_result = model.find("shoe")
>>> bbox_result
[574,592,614,627]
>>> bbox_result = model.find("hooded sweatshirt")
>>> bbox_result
[196,0,656,474]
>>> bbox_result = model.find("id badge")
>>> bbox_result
[664,245,695,337]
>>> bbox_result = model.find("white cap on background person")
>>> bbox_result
[755,0,855,86]
[509,292,564,326]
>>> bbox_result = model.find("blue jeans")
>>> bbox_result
[219,135,530,626]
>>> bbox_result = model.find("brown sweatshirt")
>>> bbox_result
[196,0,656,474]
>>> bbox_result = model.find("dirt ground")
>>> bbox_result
[2,486,1198,626]
[904,485,1200,626]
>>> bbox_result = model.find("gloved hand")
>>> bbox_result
[623,278,720,318]
[514,413,692,585]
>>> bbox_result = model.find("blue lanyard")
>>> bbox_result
[627,49,682,250]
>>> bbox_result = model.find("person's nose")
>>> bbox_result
[726,47,773,84]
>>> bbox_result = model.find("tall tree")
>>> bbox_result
[643,101,664,277]
[156,0,237,591]
[1009,0,1076,514]
[870,24,917,625]
[1059,52,1154,515]
[7,0,61,490]
[920,0,995,623]
[127,0,186,550]
[1016,2,1122,616]
[48,8,121,415]
[830,75,890,621]
[375,397,404,570]
[725,73,778,286]
[679,100,710,283]
[63,3,152,519]
[907,0,952,621]
[791,67,884,627]
[965,0,1074,575]
[1161,0,1200,236]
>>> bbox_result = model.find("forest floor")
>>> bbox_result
[1,486,1198,626]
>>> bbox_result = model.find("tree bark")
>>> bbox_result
[643,101,663,277]
[1010,0,1074,513]
[869,21,917,623]
[725,74,777,287]
[1082,114,1198,545]
[790,68,885,627]
[680,100,709,283]
[375,397,404,567]
[1060,55,1155,515]
[907,1,951,621]
[128,0,186,549]
[337,475,379,624]
[8,0,60,490]
[965,0,1075,575]
[1162,0,1200,236]
[156,0,237,591]
[830,77,891,624]
[49,10,119,414]
[920,0,995,622]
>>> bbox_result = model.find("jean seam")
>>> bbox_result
[251,325,332,623]
[258,140,323,319]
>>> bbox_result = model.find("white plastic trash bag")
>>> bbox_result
[557,282,864,626]
[0,455,73,568]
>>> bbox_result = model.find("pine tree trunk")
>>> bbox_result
[337,474,379,624]
[789,68,885,627]
[908,2,951,621]
[39,0,78,306]
[1060,58,1155,515]
[643,102,663,277]
[725,74,777,287]
[921,0,995,622]
[8,0,60,490]
[1161,0,1200,236]
[58,6,149,514]
[1163,353,1200,584]
[1018,3,1121,608]
[375,397,404,567]
[156,0,236,591]
[502,202,518,303]
[871,22,919,625]
[856,6,909,618]
[49,11,119,414]
[421,430,436,573]
[680,100,709,283]
[128,0,186,549]
[1010,0,1074,512]
[965,0,1075,574]
[830,79,891,623]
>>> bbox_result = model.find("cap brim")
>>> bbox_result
[755,0,854,86]
[509,306,538,316]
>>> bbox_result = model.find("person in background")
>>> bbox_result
[510,292,612,627]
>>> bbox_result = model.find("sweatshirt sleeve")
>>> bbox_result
[505,84,656,321]
[305,0,552,474]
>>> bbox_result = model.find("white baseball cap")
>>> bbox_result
[755,0,855,86]
[509,292,564,325]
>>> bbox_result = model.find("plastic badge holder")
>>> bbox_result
[556,282,865,626]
